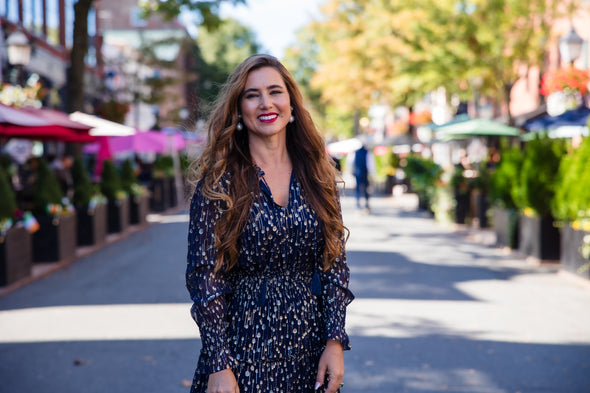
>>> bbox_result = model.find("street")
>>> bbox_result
[1,194,589,393]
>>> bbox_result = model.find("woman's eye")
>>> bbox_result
[245,93,259,99]
[270,90,282,95]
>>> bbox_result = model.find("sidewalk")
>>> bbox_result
[342,194,590,393]
[0,205,185,298]
[0,193,589,393]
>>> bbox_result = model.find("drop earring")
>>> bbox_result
[289,107,295,123]
[236,114,243,131]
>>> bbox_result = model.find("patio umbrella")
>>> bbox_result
[69,111,136,136]
[435,118,521,140]
[83,130,186,156]
[110,130,186,154]
[522,106,590,138]
[0,104,97,143]
[326,138,363,155]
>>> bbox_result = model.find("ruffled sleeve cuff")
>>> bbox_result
[322,281,354,351]
[196,345,237,374]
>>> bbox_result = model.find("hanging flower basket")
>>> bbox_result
[541,68,590,115]
[540,67,590,96]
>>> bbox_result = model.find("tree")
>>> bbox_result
[66,0,246,114]
[307,0,567,124]
[191,17,261,115]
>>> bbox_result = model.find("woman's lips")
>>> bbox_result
[258,113,278,123]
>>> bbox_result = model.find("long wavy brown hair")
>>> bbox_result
[189,54,347,272]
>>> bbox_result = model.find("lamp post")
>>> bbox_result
[559,26,584,66]
[6,31,31,86]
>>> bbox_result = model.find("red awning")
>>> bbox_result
[0,104,97,143]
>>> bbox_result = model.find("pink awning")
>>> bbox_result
[0,104,96,143]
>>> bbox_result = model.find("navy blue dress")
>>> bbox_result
[186,170,353,392]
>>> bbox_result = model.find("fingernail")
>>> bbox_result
[314,381,321,390]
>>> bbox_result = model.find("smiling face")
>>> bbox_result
[239,66,292,141]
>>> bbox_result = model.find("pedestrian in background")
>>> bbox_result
[347,143,375,212]
[186,54,354,393]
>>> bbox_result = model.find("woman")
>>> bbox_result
[186,54,353,393]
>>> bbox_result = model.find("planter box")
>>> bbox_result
[0,226,32,286]
[76,203,107,246]
[32,214,77,263]
[149,178,170,212]
[107,198,129,234]
[519,214,560,261]
[129,194,149,226]
[560,224,590,280]
[493,207,519,249]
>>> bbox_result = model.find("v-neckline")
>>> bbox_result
[257,166,294,209]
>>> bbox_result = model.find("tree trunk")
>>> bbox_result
[66,0,93,113]
[504,81,515,126]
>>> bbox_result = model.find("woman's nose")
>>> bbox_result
[259,93,271,108]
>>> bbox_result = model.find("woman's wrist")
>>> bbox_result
[325,339,343,349]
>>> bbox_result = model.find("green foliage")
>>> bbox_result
[552,137,590,222]
[33,158,65,216]
[307,0,562,117]
[120,159,138,194]
[489,147,523,209]
[516,137,566,217]
[373,153,388,181]
[100,160,121,201]
[141,0,245,29]
[403,154,442,203]
[179,154,191,176]
[323,106,356,139]
[0,154,11,171]
[71,157,93,208]
[389,152,400,169]
[470,162,491,194]
[191,18,261,114]
[153,155,174,178]
[0,166,17,220]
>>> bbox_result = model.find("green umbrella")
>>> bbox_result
[436,118,521,140]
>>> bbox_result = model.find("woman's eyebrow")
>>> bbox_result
[243,84,284,95]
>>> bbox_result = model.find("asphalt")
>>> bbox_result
[1,193,589,393]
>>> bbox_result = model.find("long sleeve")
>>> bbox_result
[319,248,354,350]
[186,182,235,374]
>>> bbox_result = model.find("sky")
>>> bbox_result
[219,0,323,59]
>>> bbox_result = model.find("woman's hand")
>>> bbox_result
[315,339,344,393]
[207,368,239,393]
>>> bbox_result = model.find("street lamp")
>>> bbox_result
[559,26,584,66]
[6,31,32,86]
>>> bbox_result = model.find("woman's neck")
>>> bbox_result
[249,136,290,170]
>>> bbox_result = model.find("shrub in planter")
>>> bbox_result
[153,155,177,208]
[403,154,442,213]
[72,157,106,246]
[489,147,523,249]
[0,166,32,285]
[0,166,17,221]
[516,137,566,218]
[31,158,76,263]
[552,136,590,278]
[100,160,129,234]
[515,136,566,260]
[121,159,149,225]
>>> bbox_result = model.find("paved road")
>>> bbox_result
[1,194,589,393]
